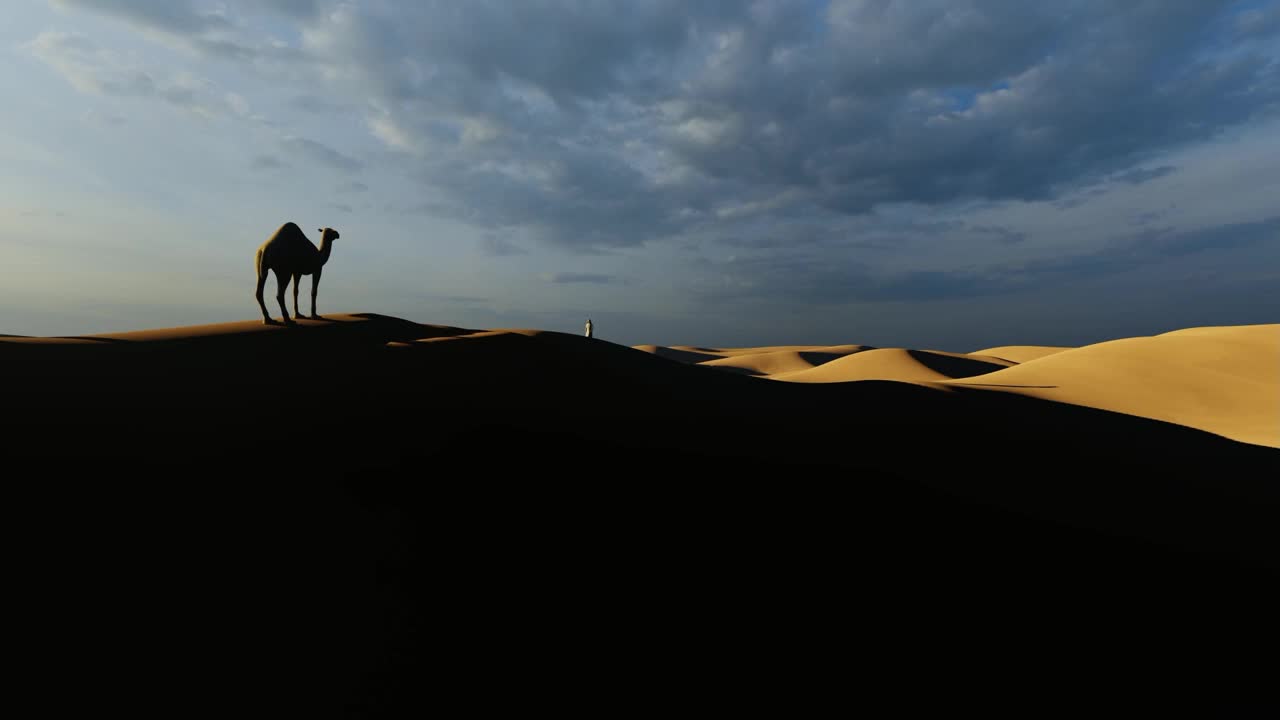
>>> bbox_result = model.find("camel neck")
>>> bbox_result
[318,238,334,265]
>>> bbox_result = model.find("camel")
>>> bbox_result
[254,222,342,324]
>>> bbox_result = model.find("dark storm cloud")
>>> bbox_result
[714,216,1027,251]
[1110,165,1179,186]
[48,1,1280,259]
[1132,215,1280,259]
[699,215,1280,305]
[1235,3,1280,39]
[293,1,1277,249]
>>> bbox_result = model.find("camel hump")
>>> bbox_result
[266,221,305,244]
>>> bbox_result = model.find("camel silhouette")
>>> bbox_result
[254,222,341,325]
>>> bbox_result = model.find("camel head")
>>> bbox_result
[318,227,341,243]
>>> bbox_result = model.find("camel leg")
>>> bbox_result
[292,273,302,320]
[310,269,322,319]
[255,269,273,324]
[274,269,294,324]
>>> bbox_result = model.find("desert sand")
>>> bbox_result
[637,324,1279,448]
[4,313,1277,714]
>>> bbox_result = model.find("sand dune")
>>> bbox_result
[969,345,1074,363]
[707,343,865,356]
[627,325,1277,448]
[771,347,1013,383]
[3,311,1277,715]
[14,316,1270,449]
[632,343,729,364]
[945,324,1280,448]
[698,346,871,376]
[631,342,871,369]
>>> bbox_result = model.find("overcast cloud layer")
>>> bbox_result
[3,1,1278,347]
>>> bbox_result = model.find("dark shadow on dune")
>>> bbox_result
[952,381,1058,388]
[701,364,765,376]
[643,345,725,364]
[1,313,1276,717]
[972,353,1020,364]
[699,348,869,377]
[906,348,1009,378]
[798,349,867,366]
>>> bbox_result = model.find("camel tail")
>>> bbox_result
[255,246,265,278]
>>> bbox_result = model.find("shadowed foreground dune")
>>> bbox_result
[3,313,1278,716]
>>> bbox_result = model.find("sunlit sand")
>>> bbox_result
[635,324,1279,448]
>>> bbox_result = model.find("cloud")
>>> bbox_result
[251,154,288,170]
[82,109,128,127]
[1235,4,1280,40]
[260,0,323,20]
[1128,215,1280,259]
[51,0,230,36]
[259,2,1276,251]
[41,1,1280,263]
[480,233,527,257]
[291,94,353,114]
[279,136,363,173]
[22,31,245,117]
[542,272,616,285]
[1110,165,1179,186]
[696,215,1280,305]
[50,0,306,63]
[969,225,1028,245]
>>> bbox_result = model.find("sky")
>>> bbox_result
[1,0,1278,351]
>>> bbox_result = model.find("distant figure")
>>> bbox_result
[254,222,342,325]
[585,318,594,339]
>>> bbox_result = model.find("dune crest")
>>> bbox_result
[773,348,1013,383]
[8,314,1273,449]
[626,324,1276,448]
[946,324,1280,448]
[969,345,1074,363]
[699,346,872,376]
[632,344,728,364]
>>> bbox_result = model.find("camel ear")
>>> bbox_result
[318,228,325,234]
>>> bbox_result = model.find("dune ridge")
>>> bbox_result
[626,324,1278,448]
[699,346,872,376]
[8,315,1273,448]
[4,311,1277,715]
[945,324,1280,448]
[772,348,1014,384]
[970,345,1074,364]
